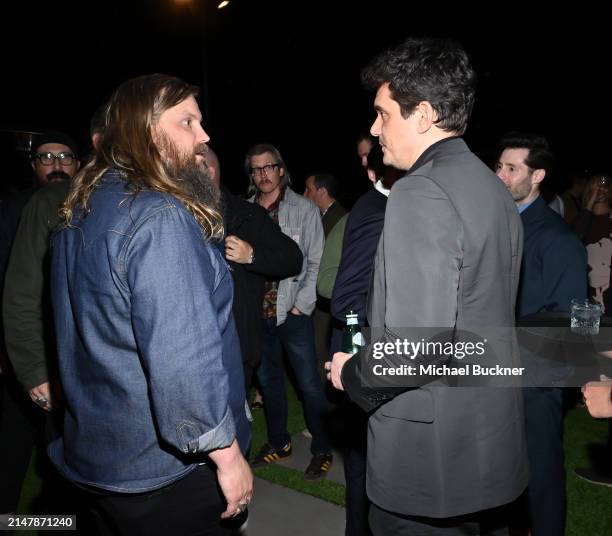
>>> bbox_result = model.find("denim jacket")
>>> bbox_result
[48,170,250,493]
[249,188,324,325]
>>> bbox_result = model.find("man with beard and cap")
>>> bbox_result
[3,132,80,402]
[47,74,252,534]
[205,147,303,392]
[0,131,79,516]
[0,130,79,292]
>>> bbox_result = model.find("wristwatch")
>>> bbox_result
[249,250,254,264]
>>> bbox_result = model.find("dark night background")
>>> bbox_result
[0,0,609,204]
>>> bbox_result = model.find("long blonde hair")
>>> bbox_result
[61,74,223,240]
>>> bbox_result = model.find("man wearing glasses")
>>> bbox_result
[30,131,80,186]
[1,131,79,515]
[245,144,333,481]
[4,131,80,406]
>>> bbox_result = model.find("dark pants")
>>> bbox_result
[522,387,565,536]
[0,372,41,513]
[313,306,332,382]
[257,314,331,454]
[83,465,232,536]
[337,399,369,536]
[369,503,510,536]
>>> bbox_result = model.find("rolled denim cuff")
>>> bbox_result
[186,407,235,454]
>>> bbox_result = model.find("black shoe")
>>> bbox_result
[574,467,612,487]
[304,452,333,481]
[250,442,292,469]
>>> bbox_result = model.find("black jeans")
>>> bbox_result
[343,404,372,536]
[83,465,234,536]
[0,372,41,513]
[523,387,565,536]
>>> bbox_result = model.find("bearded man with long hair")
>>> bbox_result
[48,74,252,535]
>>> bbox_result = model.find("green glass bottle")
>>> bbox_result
[342,311,364,354]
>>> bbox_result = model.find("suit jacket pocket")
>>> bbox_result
[380,388,434,423]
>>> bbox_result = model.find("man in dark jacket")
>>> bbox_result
[328,147,392,536]
[1,132,79,515]
[205,148,303,390]
[496,132,587,536]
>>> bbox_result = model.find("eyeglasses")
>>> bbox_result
[32,152,76,166]
[249,163,280,177]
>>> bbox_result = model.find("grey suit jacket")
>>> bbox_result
[343,138,528,518]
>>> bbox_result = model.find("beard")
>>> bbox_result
[508,174,533,203]
[156,133,220,212]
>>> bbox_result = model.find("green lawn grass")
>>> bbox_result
[563,407,612,535]
[251,381,612,535]
[17,380,612,535]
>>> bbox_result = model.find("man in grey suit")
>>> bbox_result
[327,37,528,535]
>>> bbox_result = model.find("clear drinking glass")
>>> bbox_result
[570,298,602,335]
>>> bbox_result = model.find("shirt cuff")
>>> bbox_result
[186,407,236,454]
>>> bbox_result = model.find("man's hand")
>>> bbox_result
[582,375,612,418]
[290,307,302,316]
[209,439,254,519]
[28,382,54,412]
[225,235,254,264]
[325,352,352,391]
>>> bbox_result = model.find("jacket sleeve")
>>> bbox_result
[293,204,324,315]
[126,206,236,455]
[317,214,348,299]
[245,205,303,279]
[331,203,386,324]
[342,176,462,410]
[3,186,65,390]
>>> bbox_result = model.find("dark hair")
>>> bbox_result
[89,102,107,138]
[361,37,476,135]
[367,143,385,179]
[244,143,291,196]
[311,173,339,199]
[497,132,554,174]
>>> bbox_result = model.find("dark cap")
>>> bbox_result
[32,130,80,158]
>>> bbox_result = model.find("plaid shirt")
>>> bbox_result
[260,189,284,319]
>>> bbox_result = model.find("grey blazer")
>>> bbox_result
[343,138,528,518]
[249,188,324,324]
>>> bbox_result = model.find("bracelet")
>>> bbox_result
[249,250,254,264]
